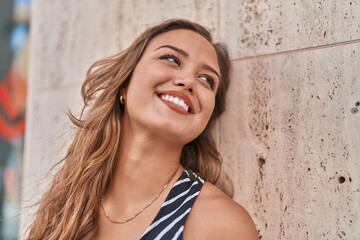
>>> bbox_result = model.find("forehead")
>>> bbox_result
[145,29,219,71]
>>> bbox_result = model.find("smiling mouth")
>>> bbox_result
[158,94,193,113]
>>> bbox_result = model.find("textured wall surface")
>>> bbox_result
[221,44,360,239]
[21,0,360,239]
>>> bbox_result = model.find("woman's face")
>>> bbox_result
[123,29,220,145]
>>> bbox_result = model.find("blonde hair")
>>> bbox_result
[27,19,231,240]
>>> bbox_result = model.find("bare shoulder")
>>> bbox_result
[184,182,259,240]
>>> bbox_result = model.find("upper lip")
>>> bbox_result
[157,90,195,114]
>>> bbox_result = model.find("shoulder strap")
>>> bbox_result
[141,170,204,240]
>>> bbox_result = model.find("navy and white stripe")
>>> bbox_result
[141,170,204,240]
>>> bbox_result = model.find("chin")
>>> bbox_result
[155,127,200,146]
[148,116,205,144]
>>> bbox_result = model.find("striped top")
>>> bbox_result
[140,170,205,240]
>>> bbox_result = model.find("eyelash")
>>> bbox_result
[159,54,181,66]
[199,75,215,90]
[158,54,216,90]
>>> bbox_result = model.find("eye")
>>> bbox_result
[159,54,181,66]
[199,75,215,90]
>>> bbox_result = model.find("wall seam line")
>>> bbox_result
[233,38,360,61]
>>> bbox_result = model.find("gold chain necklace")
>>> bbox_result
[100,166,180,224]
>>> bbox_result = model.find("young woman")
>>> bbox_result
[27,19,258,240]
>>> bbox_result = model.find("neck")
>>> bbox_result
[105,122,184,204]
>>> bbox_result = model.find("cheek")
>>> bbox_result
[200,93,216,120]
[149,65,174,83]
[133,61,173,84]
[127,66,165,96]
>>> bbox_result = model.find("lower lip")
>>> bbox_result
[158,96,190,115]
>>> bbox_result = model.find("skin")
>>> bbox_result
[96,29,259,240]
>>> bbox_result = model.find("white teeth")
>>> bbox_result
[160,94,190,112]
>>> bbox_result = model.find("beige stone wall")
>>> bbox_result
[21,0,360,239]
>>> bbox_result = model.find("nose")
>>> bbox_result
[173,77,195,94]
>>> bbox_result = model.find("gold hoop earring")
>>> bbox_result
[120,95,125,105]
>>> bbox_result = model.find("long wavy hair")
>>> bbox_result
[27,18,231,240]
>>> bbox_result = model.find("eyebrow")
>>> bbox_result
[202,64,220,80]
[155,45,221,79]
[155,45,189,57]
